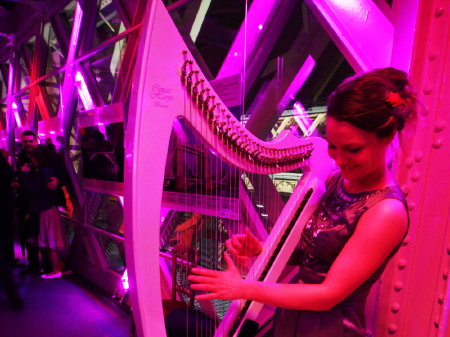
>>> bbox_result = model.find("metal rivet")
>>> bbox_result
[423,85,433,95]
[388,323,398,334]
[435,6,445,17]
[434,318,440,328]
[414,152,424,162]
[398,259,407,270]
[438,294,445,305]
[447,245,450,255]
[391,302,401,313]
[408,201,416,211]
[401,185,410,196]
[433,138,443,149]
[411,171,421,182]
[394,281,404,291]
[434,120,446,132]
[429,51,439,60]
[443,269,448,280]
[406,157,414,168]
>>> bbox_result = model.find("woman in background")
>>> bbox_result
[28,147,65,279]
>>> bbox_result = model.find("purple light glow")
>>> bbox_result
[11,101,22,127]
[122,269,129,290]
[75,71,95,109]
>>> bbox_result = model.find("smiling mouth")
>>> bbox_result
[341,166,357,171]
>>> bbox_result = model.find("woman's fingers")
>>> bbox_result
[223,252,239,272]
[191,267,218,278]
[195,292,218,300]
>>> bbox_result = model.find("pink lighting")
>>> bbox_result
[279,55,316,110]
[293,101,313,136]
[217,0,279,79]
[75,71,95,110]
[122,269,129,290]
[328,0,363,12]
[307,0,393,70]
[11,101,22,127]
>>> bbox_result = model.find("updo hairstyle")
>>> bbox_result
[327,67,417,139]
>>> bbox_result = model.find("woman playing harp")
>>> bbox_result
[190,67,418,337]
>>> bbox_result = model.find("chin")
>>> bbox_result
[340,169,363,181]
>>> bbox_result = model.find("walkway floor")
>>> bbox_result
[0,264,132,337]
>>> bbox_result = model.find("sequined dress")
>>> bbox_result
[271,173,407,337]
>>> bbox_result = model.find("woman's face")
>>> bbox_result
[325,117,391,184]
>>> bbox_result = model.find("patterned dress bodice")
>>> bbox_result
[298,173,407,287]
[272,173,408,337]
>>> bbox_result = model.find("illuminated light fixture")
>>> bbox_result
[258,24,263,30]
[293,101,311,136]
[121,269,129,290]
[256,204,264,208]
[11,101,22,127]
[261,213,269,217]
[50,131,55,134]
[75,71,94,110]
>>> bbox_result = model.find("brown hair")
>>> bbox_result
[21,130,37,139]
[327,67,417,139]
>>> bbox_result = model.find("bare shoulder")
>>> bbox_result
[357,198,408,241]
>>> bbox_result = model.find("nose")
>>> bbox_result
[333,151,348,167]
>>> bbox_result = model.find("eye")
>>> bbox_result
[349,147,363,153]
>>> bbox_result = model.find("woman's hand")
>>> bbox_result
[226,228,262,266]
[189,252,246,301]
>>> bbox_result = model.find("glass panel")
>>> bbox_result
[19,55,31,90]
[80,122,124,182]
[86,191,124,237]
[160,210,232,318]
[68,112,83,181]
[0,68,6,100]
[95,233,125,274]
[166,0,250,78]
[92,0,124,49]
[0,105,6,130]
[40,73,63,118]
[88,37,127,104]
[17,90,30,125]
[62,0,77,33]
[43,22,66,73]
[61,215,77,246]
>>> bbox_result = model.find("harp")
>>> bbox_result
[125,1,333,336]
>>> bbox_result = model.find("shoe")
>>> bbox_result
[62,269,73,275]
[41,272,62,279]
